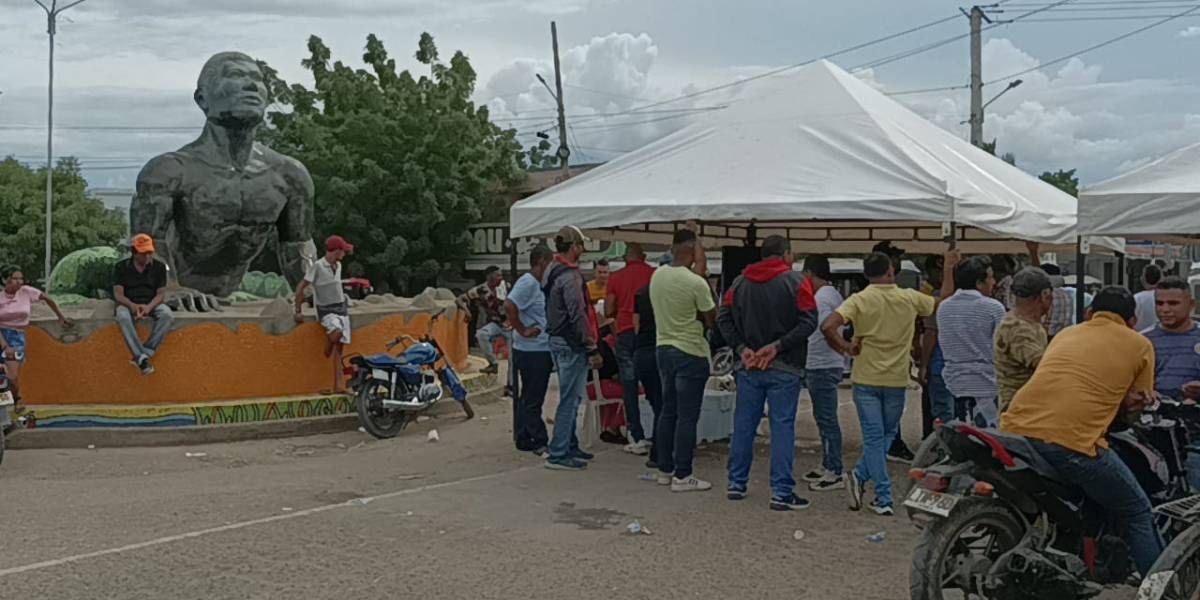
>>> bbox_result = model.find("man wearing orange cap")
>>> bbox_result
[112,233,174,375]
[294,235,354,394]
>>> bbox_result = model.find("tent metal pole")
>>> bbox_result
[1075,236,1086,323]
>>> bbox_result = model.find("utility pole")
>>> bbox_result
[34,0,87,281]
[968,5,986,147]
[550,21,570,180]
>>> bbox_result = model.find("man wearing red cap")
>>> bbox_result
[294,235,354,393]
[112,233,173,376]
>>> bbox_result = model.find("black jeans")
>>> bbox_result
[655,346,710,479]
[616,332,648,442]
[634,344,663,463]
[512,349,552,450]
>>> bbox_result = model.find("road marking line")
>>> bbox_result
[0,465,533,577]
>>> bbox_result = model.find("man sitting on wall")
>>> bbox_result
[457,266,509,375]
[113,234,174,376]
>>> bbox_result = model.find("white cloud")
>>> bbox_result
[1177,26,1200,39]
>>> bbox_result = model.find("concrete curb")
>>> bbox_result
[9,386,505,450]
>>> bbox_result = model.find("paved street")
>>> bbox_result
[0,390,1120,600]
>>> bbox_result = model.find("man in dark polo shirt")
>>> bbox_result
[113,233,173,375]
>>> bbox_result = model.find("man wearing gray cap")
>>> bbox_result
[994,267,1053,413]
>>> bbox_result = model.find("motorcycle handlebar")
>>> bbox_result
[385,335,418,350]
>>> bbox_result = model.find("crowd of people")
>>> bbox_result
[489,224,1198,546]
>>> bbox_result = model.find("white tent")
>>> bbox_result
[511,60,1114,254]
[1080,141,1200,238]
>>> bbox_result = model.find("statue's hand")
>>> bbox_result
[164,287,226,313]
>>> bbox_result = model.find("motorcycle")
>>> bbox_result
[906,401,1200,600]
[345,308,472,439]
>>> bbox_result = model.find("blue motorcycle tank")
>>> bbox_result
[401,343,438,366]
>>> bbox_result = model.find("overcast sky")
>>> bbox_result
[1,0,1198,190]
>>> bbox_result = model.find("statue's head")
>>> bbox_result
[194,52,266,124]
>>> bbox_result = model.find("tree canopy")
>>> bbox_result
[0,157,127,284]
[1038,169,1080,198]
[259,33,527,294]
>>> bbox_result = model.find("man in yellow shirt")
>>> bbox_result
[821,251,936,516]
[1000,286,1162,575]
[587,259,610,304]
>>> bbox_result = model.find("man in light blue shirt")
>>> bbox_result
[799,256,848,492]
[504,244,554,456]
[937,256,1006,427]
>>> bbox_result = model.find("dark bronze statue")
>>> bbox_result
[131,51,315,304]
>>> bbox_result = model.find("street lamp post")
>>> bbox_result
[33,0,87,281]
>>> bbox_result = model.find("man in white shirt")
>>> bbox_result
[1134,264,1162,331]
[294,235,354,394]
[798,256,848,492]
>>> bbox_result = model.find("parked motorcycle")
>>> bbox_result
[346,308,472,439]
[906,402,1200,599]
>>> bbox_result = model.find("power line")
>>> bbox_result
[851,0,1080,71]
[986,2,1200,85]
[1017,13,1200,19]
[886,84,970,96]
[565,12,966,123]
[998,3,1199,10]
[570,111,704,131]
[563,83,652,104]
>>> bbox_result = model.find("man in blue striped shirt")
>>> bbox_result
[1142,277,1200,400]
[937,256,1007,427]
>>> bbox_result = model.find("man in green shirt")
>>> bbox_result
[649,229,717,493]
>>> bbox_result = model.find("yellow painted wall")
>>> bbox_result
[22,313,468,406]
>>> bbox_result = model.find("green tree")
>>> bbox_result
[1039,169,1079,197]
[259,33,527,294]
[0,157,127,283]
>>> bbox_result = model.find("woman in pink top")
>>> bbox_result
[0,266,72,407]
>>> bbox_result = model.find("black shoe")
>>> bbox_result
[481,364,499,375]
[573,449,595,461]
[887,440,915,464]
[644,459,658,470]
[727,487,748,501]
[531,446,549,458]
[769,493,811,511]
[598,430,628,445]
[460,399,475,419]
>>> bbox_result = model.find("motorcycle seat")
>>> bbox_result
[362,353,409,368]
[985,430,1085,502]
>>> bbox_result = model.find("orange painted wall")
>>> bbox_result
[21,313,468,406]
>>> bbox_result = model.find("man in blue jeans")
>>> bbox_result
[542,226,603,471]
[505,244,555,456]
[650,228,717,492]
[822,252,938,516]
[718,236,818,510]
[797,255,847,492]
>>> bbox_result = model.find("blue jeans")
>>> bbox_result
[805,368,844,475]
[1029,440,1163,575]
[115,304,174,361]
[512,349,552,451]
[851,384,907,506]
[728,369,802,497]
[1187,450,1200,493]
[475,322,510,368]
[656,346,710,479]
[548,337,587,461]
[615,332,646,442]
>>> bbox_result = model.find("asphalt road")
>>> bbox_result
[0,389,1133,599]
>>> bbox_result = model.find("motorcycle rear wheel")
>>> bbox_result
[911,497,1026,599]
[1140,523,1200,600]
[356,379,411,439]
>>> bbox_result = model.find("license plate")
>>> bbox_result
[0,391,12,407]
[904,486,959,517]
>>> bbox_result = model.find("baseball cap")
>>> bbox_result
[131,233,155,254]
[325,235,354,253]
[555,225,590,245]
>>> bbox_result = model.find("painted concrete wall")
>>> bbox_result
[21,310,468,406]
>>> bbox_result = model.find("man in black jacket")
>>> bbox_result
[718,235,819,510]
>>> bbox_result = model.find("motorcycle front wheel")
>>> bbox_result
[910,497,1026,599]
[1140,522,1200,600]
[356,379,411,439]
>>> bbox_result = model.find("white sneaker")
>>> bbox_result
[809,473,845,492]
[656,473,672,486]
[671,475,712,493]
[623,439,651,455]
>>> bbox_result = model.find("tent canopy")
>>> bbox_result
[511,60,1111,253]
[1080,141,1200,238]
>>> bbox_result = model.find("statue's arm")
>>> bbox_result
[277,158,316,290]
[131,155,184,285]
